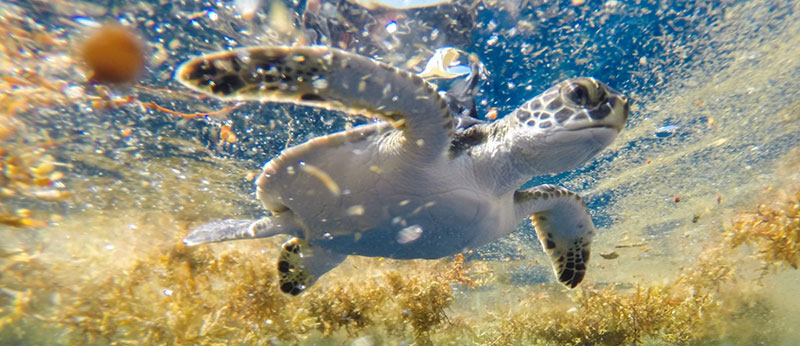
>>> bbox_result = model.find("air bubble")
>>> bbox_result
[385,20,397,34]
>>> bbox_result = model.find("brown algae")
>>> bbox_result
[726,190,800,275]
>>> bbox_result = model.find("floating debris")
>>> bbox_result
[269,0,295,37]
[0,213,48,227]
[139,101,245,118]
[80,25,145,84]
[71,16,100,27]
[219,125,237,144]
[234,0,261,20]
[396,225,423,244]
[485,107,498,120]
[654,124,678,138]
[599,251,619,259]
[347,205,365,216]
[351,0,451,10]
[299,162,341,196]
[614,242,647,248]
[418,47,471,79]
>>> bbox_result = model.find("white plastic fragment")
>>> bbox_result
[351,0,451,10]
[396,225,423,244]
[417,47,471,79]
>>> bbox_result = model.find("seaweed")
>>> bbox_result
[725,190,800,275]
[1,236,492,344]
[481,257,722,345]
[1,193,793,346]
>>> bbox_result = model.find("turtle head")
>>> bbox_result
[508,77,629,174]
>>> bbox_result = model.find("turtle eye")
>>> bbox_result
[565,83,590,106]
[564,80,607,107]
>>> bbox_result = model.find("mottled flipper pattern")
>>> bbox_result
[514,185,595,288]
[277,237,347,295]
[176,45,454,162]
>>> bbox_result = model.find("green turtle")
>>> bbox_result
[176,46,629,295]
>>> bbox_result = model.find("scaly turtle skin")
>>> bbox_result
[176,46,629,295]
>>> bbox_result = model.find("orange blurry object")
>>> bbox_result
[81,25,145,84]
[220,125,237,144]
[485,108,498,120]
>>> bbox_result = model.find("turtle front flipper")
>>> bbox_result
[183,213,302,246]
[513,185,595,288]
[278,237,347,295]
[176,46,454,162]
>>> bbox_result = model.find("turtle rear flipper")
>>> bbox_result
[513,185,595,288]
[278,237,347,295]
[183,213,303,246]
[176,46,454,162]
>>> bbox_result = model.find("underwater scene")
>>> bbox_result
[1,0,799,344]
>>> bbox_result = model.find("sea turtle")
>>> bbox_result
[176,46,629,295]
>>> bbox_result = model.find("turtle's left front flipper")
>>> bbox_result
[513,185,595,288]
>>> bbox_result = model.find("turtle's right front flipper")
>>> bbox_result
[176,46,454,162]
[183,213,303,245]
